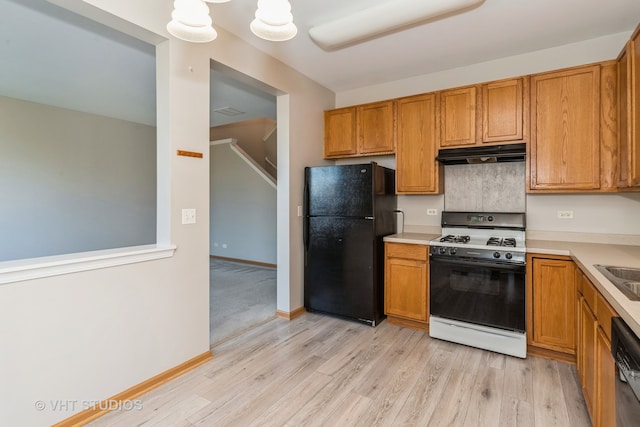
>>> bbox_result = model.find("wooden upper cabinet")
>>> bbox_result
[357,100,396,155]
[396,93,442,194]
[529,65,603,191]
[618,43,631,188]
[482,77,528,143]
[440,86,478,147]
[323,101,395,159]
[618,23,640,189]
[632,27,640,186]
[324,107,357,158]
[439,78,528,149]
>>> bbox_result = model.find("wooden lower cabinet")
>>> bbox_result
[528,257,618,426]
[580,295,598,421]
[596,326,615,427]
[576,271,618,427]
[384,242,429,331]
[527,254,576,360]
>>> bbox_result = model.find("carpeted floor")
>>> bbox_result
[209,258,277,346]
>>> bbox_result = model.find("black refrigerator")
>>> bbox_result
[303,163,397,326]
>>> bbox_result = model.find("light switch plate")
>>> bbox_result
[182,208,196,224]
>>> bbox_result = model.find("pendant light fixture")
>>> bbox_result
[167,0,217,43]
[250,0,297,41]
[167,0,297,43]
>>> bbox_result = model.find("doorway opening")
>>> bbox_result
[209,61,279,346]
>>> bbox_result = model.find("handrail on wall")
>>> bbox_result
[210,138,276,189]
[265,156,277,170]
[263,124,276,142]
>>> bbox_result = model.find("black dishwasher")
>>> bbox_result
[611,317,640,426]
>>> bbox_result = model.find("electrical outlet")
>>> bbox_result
[182,208,196,224]
[427,209,438,216]
[557,210,574,219]
[222,243,228,249]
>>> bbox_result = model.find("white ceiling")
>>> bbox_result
[0,0,277,127]
[211,0,640,92]
[2,0,640,127]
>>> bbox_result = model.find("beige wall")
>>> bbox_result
[0,1,333,425]
[336,32,640,237]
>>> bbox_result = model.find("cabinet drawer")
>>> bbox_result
[385,242,428,261]
[582,276,597,312]
[596,292,618,342]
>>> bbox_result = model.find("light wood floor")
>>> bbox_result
[88,313,591,426]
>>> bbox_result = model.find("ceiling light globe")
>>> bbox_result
[254,9,293,26]
[250,19,297,41]
[167,19,217,43]
[172,0,212,27]
[171,7,213,27]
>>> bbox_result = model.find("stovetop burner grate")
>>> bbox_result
[487,237,517,247]
[440,235,471,244]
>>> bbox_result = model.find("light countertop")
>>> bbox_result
[384,232,440,245]
[384,233,640,339]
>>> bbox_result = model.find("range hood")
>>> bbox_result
[436,143,526,165]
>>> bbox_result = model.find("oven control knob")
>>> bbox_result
[439,247,447,254]
[487,215,494,222]
[493,251,501,259]
[449,247,457,255]
[505,252,513,260]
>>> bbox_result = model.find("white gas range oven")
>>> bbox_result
[428,211,527,358]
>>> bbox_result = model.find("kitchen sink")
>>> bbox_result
[594,265,640,301]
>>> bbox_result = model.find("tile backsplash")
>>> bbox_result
[444,162,526,212]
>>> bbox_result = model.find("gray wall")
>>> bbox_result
[210,143,276,264]
[0,95,156,261]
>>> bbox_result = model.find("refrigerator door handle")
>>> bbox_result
[303,170,310,251]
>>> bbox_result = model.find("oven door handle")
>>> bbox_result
[430,255,526,272]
